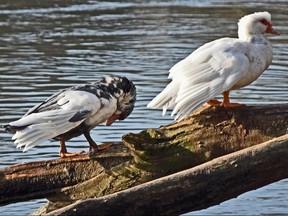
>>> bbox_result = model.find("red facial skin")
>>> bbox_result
[260,18,279,35]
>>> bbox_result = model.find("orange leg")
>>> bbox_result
[221,91,246,107]
[207,91,246,108]
[59,140,85,158]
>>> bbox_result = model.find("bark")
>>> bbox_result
[0,144,131,205]
[45,134,288,216]
[0,104,287,214]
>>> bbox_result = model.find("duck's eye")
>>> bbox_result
[259,18,270,26]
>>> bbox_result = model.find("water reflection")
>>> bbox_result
[0,0,287,215]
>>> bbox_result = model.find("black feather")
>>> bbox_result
[4,124,28,134]
[69,110,90,122]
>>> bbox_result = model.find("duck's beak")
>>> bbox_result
[266,25,280,35]
[105,113,120,126]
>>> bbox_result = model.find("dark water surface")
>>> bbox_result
[0,0,287,215]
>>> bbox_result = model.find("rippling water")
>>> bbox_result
[0,0,287,215]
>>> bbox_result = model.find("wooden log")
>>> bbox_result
[0,104,287,213]
[45,104,288,209]
[46,134,288,216]
[0,144,131,206]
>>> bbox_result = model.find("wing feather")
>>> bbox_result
[9,90,102,151]
[149,38,250,119]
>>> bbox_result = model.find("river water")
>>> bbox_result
[0,0,287,215]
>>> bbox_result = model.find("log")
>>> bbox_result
[0,144,132,206]
[45,134,288,216]
[0,104,287,214]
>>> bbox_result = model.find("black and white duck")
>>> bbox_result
[4,75,136,157]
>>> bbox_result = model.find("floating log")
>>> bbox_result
[0,104,287,214]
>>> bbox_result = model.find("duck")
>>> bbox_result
[4,75,136,157]
[147,11,279,120]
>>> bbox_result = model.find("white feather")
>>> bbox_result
[9,90,103,151]
[148,12,275,120]
[11,110,84,151]
[147,80,179,111]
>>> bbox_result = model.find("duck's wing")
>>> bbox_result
[23,89,66,116]
[169,38,250,120]
[7,87,103,151]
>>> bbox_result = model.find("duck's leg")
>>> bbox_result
[221,91,246,107]
[59,139,84,158]
[84,132,113,151]
[84,132,98,151]
[207,91,245,108]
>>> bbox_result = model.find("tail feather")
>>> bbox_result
[7,110,86,151]
[4,125,26,134]
[12,128,44,144]
[172,83,209,116]
[15,132,53,152]
[147,81,179,114]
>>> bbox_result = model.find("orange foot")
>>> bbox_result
[208,91,246,108]
[221,102,246,108]
[59,150,85,158]
[207,99,222,107]
[89,142,114,152]
[97,142,114,151]
[88,143,114,156]
[207,100,245,108]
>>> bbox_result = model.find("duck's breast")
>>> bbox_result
[232,38,273,89]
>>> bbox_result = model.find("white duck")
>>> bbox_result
[147,11,279,120]
[4,75,136,157]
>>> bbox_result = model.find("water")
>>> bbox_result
[0,0,287,215]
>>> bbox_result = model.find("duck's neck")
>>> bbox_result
[238,30,269,45]
[238,29,251,41]
[238,26,258,41]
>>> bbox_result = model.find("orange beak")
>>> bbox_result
[266,25,280,35]
[105,113,120,126]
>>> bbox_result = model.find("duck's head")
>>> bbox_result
[102,75,136,126]
[238,11,279,41]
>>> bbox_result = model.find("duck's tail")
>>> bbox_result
[4,110,85,152]
[147,81,179,116]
